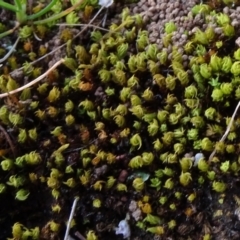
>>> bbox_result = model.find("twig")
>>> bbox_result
[0,58,64,98]
[75,231,86,240]
[0,37,20,63]
[208,100,240,162]
[64,197,80,240]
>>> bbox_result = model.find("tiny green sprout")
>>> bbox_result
[169,203,176,211]
[157,110,169,123]
[159,196,168,205]
[173,143,184,155]
[66,11,79,24]
[142,152,154,165]
[116,183,127,192]
[37,82,48,94]
[188,193,196,202]
[212,181,226,193]
[150,178,161,190]
[179,172,192,186]
[114,115,125,127]
[185,85,198,98]
[216,13,230,26]
[51,126,62,137]
[132,177,145,191]
[168,220,177,229]
[161,131,174,146]
[8,112,23,126]
[197,159,209,172]
[234,48,240,60]
[47,87,61,102]
[164,178,174,189]
[153,139,163,151]
[164,21,177,34]
[191,116,205,128]
[47,182,58,195]
[47,177,60,189]
[102,108,111,120]
[98,69,111,83]
[28,128,37,141]
[201,137,214,152]
[198,175,205,184]
[220,82,233,95]
[12,222,23,239]
[63,178,76,188]
[111,69,126,86]
[146,44,158,61]
[49,221,60,232]
[162,167,174,177]
[147,119,159,136]
[205,26,215,42]
[194,29,209,45]
[165,74,177,90]
[220,161,230,173]
[86,230,98,240]
[129,156,143,168]
[157,49,168,65]
[130,94,142,106]
[142,112,157,123]
[222,24,235,37]
[130,134,142,150]
[106,176,116,189]
[0,183,6,194]
[15,188,30,201]
[167,153,178,164]
[180,157,193,172]
[146,226,164,235]
[7,175,25,188]
[143,214,161,225]
[115,104,128,116]
[65,99,74,113]
[175,192,182,199]
[203,234,211,240]
[21,229,32,239]
[231,161,239,173]
[93,199,102,208]
[31,227,40,239]
[25,151,42,165]
[226,144,235,153]
[65,114,75,126]
[204,107,216,120]
[191,4,211,15]
[187,128,199,140]
[209,54,222,72]
[142,88,154,101]
[136,30,149,51]
[200,63,212,78]
[1,158,13,171]
[211,88,224,102]
[79,99,94,111]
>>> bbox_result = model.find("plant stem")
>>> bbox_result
[0,1,18,12]
[14,0,23,11]
[27,0,58,21]
[33,0,84,25]
[64,197,79,240]
[0,37,20,63]
[0,59,64,98]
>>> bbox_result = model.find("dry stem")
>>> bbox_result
[64,197,80,240]
[208,101,240,162]
[0,58,64,98]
